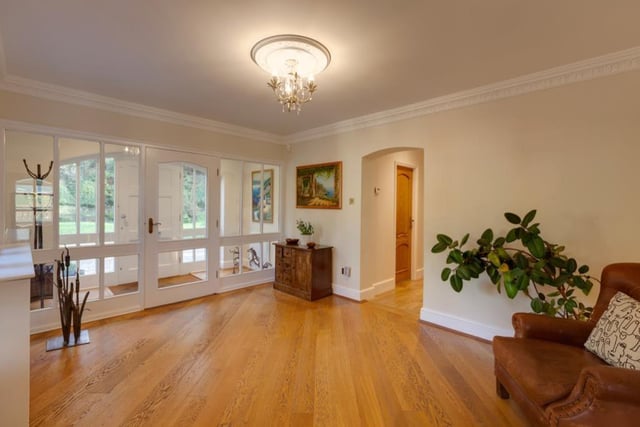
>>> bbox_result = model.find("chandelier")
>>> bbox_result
[251,35,331,113]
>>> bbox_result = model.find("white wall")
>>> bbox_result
[288,69,640,339]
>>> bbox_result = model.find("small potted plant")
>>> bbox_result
[296,219,315,248]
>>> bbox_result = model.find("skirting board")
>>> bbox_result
[420,308,513,341]
[332,284,364,301]
[333,277,395,302]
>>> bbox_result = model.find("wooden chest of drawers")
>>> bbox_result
[273,243,333,301]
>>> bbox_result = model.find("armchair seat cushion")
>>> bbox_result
[493,336,606,407]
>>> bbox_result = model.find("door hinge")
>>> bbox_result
[217,168,219,177]
[216,270,219,279]
[216,219,219,229]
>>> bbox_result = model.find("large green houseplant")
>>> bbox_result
[431,210,598,320]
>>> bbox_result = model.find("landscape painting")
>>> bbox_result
[252,169,273,223]
[296,161,342,209]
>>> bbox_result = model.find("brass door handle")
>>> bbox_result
[148,218,162,234]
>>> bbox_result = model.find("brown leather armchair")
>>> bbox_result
[493,263,640,426]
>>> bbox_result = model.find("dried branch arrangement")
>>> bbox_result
[55,247,90,345]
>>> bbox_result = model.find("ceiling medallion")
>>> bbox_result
[251,34,331,114]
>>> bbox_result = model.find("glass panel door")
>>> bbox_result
[144,148,219,308]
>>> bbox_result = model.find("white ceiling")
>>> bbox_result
[1,1,639,138]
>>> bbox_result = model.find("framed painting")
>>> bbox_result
[252,169,273,223]
[296,161,342,209]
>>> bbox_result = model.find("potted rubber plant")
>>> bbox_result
[431,210,599,320]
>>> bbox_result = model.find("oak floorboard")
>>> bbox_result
[30,282,528,426]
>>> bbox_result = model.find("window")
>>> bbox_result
[219,159,280,277]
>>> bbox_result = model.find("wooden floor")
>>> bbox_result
[30,281,528,426]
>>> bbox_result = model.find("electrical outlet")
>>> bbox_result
[341,266,351,277]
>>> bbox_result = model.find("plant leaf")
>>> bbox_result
[441,268,452,281]
[531,298,544,313]
[460,233,469,247]
[437,234,453,245]
[481,228,494,244]
[488,251,501,267]
[431,242,448,253]
[456,266,471,280]
[505,212,521,224]
[506,228,518,243]
[566,258,577,273]
[527,235,545,258]
[450,275,463,292]
[503,271,518,298]
[522,209,537,227]
[578,265,589,274]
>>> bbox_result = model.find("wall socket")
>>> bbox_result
[341,266,351,277]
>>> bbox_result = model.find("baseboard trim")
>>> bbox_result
[419,308,512,341]
[332,284,364,301]
[333,278,396,302]
[373,278,395,295]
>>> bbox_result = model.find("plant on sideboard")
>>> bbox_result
[296,219,314,236]
[431,210,599,321]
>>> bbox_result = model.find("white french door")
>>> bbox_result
[144,147,219,308]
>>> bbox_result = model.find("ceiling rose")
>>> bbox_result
[251,34,331,113]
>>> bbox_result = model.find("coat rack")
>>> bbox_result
[23,159,54,308]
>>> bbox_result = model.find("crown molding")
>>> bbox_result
[0,46,638,145]
[0,75,285,144]
[287,46,640,143]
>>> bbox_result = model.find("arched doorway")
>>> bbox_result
[360,147,424,298]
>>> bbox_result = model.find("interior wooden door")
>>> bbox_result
[395,166,413,282]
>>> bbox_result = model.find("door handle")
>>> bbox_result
[148,218,162,234]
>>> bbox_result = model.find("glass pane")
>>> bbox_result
[243,243,262,272]
[244,162,263,235]
[59,138,100,247]
[182,164,207,239]
[104,255,139,297]
[262,241,276,270]
[4,131,55,250]
[157,248,207,288]
[157,162,207,241]
[30,262,54,311]
[105,144,140,245]
[263,165,280,234]
[220,159,242,237]
[220,245,240,277]
[64,258,100,302]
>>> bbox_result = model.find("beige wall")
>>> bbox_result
[289,69,640,338]
[0,89,286,161]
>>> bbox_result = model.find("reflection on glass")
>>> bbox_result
[5,131,55,250]
[105,144,140,245]
[244,243,262,272]
[157,162,207,241]
[219,245,240,277]
[243,162,263,235]
[262,241,276,270]
[59,138,100,247]
[104,255,139,297]
[220,159,242,237]
[157,248,207,288]
[30,262,54,311]
[65,258,100,302]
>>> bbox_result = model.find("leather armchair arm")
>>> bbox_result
[546,365,640,426]
[512,313,593,346]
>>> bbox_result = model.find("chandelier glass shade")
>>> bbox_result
[251,35,331,113]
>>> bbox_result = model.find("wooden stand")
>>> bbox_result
[273,243,332,301]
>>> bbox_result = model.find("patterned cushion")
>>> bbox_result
[584,291,640,369]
